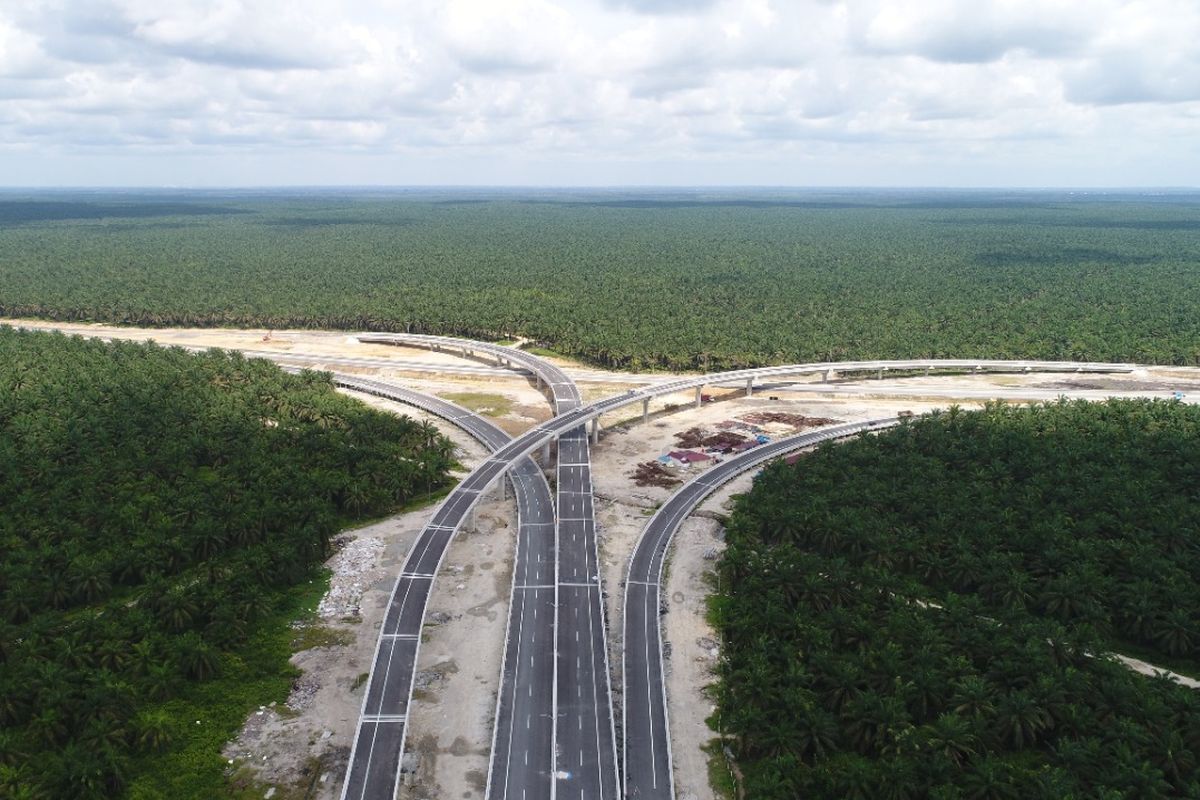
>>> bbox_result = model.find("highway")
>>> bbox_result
[331,376,560,800]
[359,334,621,800]
[622,419,899,799]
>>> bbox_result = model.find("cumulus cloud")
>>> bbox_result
[0,0,1195,185]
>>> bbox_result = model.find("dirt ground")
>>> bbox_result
[13,320,1200,799]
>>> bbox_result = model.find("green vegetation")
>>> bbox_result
[714,399,1200,798]
[0,327,455,798]
[1,189,1200,368]
[438,391,514,417]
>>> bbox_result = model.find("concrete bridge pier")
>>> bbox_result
[591,417,600,444]
[695,386,703,408]
[924,366,930,377]
[542,438,552,464]
[642,397,649,424]
[824,368,835,382]
[745,377,754,397]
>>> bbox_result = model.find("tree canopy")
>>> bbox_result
[714,399,1200,798]
[1,189,1199,369]
[0,326,455,797]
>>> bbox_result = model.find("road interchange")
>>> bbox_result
[274,343,1156,800]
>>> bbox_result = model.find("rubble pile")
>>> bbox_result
[317,536,385,619]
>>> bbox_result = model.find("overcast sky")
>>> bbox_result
[1,0,1197,187]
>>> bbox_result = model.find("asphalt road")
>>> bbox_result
[334,376,560,800]
[347,337,621,800]
[622,419,898,799]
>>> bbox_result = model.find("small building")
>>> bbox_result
[667,449,711,466]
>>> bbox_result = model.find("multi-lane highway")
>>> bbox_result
[335,376,560,800]
[330,375,560,800]
[359,334,621,800]
[621,419,899,799]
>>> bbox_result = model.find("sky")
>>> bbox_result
[0,0,1197,187]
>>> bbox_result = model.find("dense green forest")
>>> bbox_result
[1,189,1199,369]
[0,327,455,798]
[714,399,1200,798]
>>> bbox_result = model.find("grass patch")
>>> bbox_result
[291,623,354,651]
[522,345,566,360]
[124,573,330,800]
[227,755,327,800]
[439,391,513,417]
[702,739,738,800]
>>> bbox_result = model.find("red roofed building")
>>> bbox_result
[667,449,711,465]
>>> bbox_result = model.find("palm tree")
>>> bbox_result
[918,713,978,766]
[134,710,174,753]
[995,690,1051,750]
[1151,608,1196,657]
[960,755,1018,800]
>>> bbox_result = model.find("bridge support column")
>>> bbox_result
[695,386,703,409]
[746,377,754,397]
[824,368,835,382]
[877,368,883,380]
[924,366,930,377]
[591,417,600,444]
[542,439,551,464]
[642,398,649,424]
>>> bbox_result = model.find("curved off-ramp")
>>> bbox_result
[621,419,899,799]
